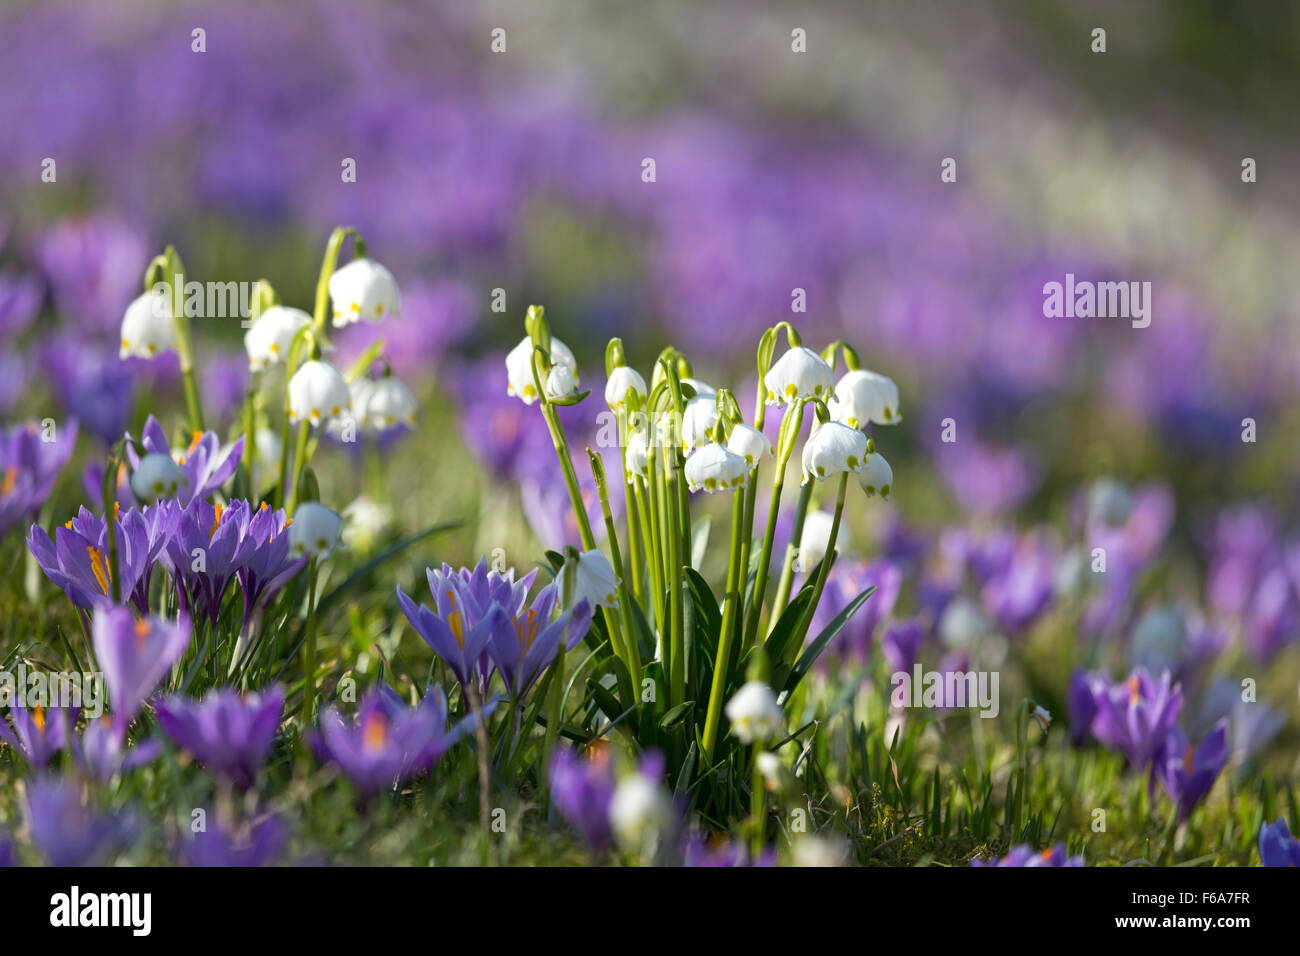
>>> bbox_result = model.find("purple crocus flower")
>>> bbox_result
[0,704,79,767]
[397,558,537,692]
[1153,719,1228,822]
[27,501,177,613]
[971,843,1084,867]
[41,337,136,446]
[75,718,162,782]
[684,835,777,867]
[155,687,284,789]
[488,583,592,696]
[313,684,492,799]
[164,498,261,625]
[37,215,149,337]
[979,534,1058,636]
[184,812,287,867]
[0,419,78,539]
[1258,819,1300,867]
[24,776,139,867]
[233,501,305,628]
[1089,668,1182,771]
[549,744,616,854]
[127,414,243,506]
[0,269,42,342]
[91,606,191,732]
[804,559,902,662]
[881,619,925,676]
[1066,670,1104,748]
[0,831,13,867]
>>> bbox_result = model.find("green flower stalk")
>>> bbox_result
[701,483,746,761]
[141,248,205,434]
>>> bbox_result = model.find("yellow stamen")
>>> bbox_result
[1,466,16,495]
[445,591,465,649]
[32,705,45,733]
[515,608,540,653]
[134,618,150,649]
[210,502,224,540]
[87,546,111,596]
[362,712,388,752]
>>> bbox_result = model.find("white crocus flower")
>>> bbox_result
[362,375,418,431]
[545,362,579,402]
[684,443,747,493]
[624,430,650,482]
[604,366,647,412]
[800,421,868,485]
[130,453,188,500]
[798,510,850,571]
[288,359,350,427]
[829,369,901,427]
[680,395,719,451]
[763,346,833,406]
[289,501,342,558]
[119,291,176,360]
[609,774,671,849]
[726,423,773,467]
[555,548,619,609]
[505,336,579,405]
[724,680,784,744]
[328,258,401,326]
[243,305,311,372]
[858,452,893,499]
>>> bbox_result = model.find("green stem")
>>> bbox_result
[788,472,847,654]
[243,370,260,495]
[701,487,746,761]
[770,480,814,628]
[285,421,311,515]
[743,401,805,649]
[541,404,596,550]
[303,556,319,722]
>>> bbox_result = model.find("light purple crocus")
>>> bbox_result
[24,776,139,867]
[1089,668,1182,771]
[1153,719,1228,823]
[0,704,79,767]
[28,501,177,613]
[971,843,1084,867]
[234,500,305,628]
[164,498,262,625]
[1258,819,1300,867]
[75,718,162,781]
[313,684,493,799]
[1066,670,1104,748]
[127,414,243,505]
[0,419,78,539]
[549,745,617,854]
[91,605,191,732]
[155,687,284,789]
[488,583,591,696]
[397,558,537,693]
[184,812,287,867]
[881,619,925,676]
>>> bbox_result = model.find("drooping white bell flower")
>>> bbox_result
[328,258,401,327]
[624,430,650,482]
[243,305,311,372]
[505,336,579,405]
[684,443,747,493]
[545,362,579,402]
[119,291,176,360]
[609,774,671,849]
[289,501,342,558]
[252,427,282,492]
[800,421,868,485]
[680,395,719,451]
[858,452,893,499]
[726,423,774,467]
[724,680,784,744]
[341,495,393,553]
[798,510,850,571]
[763,346,833,407]
[130,453,188,500]
[829,369,901,428]
[554,548,619,609]
[361,375,418,431]
[288,359,350,427]
[604,366,647,412]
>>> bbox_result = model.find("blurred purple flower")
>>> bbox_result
[971,843,1083,867]
[1090,668,1182,771]
[0,418,78,539]
[1153,719,1228,822]
[155,687,284,789]
[1258,819,1300,867]
[91,606,191,732]
[24,776,139,866]
[184,812,287,867]
[548,745,616,855]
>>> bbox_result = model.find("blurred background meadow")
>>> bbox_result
[1,0,1299,864]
